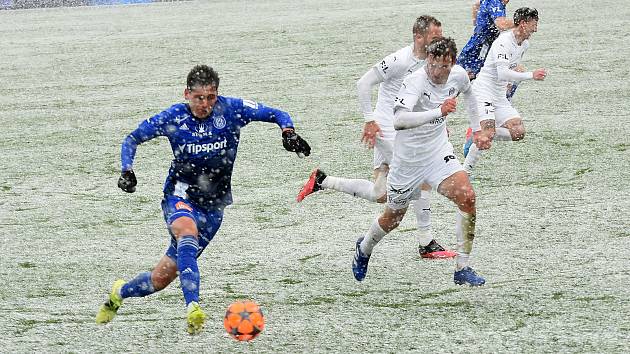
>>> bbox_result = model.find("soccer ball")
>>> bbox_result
[223,300,265,341]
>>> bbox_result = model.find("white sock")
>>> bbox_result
[463,143,483,174]
[360,218,387,255]
[455,209,476,270]
[456,253,470,271]
[321,176,377,202]
[494,127,513,141]
[413,190,433,246]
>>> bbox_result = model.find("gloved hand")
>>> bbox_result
[282,129,311,157]
[118,170,137,193]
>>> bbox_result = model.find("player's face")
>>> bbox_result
[423,24,443,49]
[185,85,218,119]
[426,55,453,84]
[521,19,538,39]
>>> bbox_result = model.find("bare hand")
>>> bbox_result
[533,68,547,81]
[440,98,457,117]
[361,121,383,148]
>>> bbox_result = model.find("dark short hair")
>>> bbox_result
[513,7,539,25]
[426,37,458,62]
[413,15,441,34]
[187,65,220,90]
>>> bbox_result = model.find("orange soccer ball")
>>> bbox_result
[223,300,265,341]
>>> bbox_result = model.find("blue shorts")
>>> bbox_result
[161,195,224,260]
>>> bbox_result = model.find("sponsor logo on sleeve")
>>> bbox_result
[175,201,193,212]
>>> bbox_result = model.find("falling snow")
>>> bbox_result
[0,0,628,353]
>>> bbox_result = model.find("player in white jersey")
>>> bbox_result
[297,16,456,259]
[463,7,547,175]
[352,37,494,286]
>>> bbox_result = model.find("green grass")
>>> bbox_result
[0,0,628,352]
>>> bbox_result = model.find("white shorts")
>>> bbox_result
[386,143,463,210]
[477,94,520,128]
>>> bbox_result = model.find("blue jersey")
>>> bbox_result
[457,0,507,76]
[121,96,294,210]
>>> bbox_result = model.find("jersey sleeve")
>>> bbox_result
[393,77,421,113]
[487,0,507,19]
[456,69,481,131]
[235,98,294,129]
[120,109,170,171]
[374,51,407,83]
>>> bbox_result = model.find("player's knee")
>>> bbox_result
[169,216,198,237]
[512,128,526,141]
[375,194,387,203]
[458,189,476,214]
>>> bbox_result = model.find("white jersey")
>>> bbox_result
[392,65,472,167]
[473,30,530,100]
[373,44,426,130]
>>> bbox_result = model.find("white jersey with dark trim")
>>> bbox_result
[373,44,425,130]
[392,65,471,167]
[473,30,529,99]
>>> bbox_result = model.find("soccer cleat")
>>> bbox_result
[296,168,327,202]
[463,127,473,158]
[454,267,486,286]
[419,239,457,259]
[352,236,371,281]
[95,279,126,324]
[187,301,207,335]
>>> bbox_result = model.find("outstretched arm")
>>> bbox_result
[238,99,310,157]
[118,115,164,192]
[357,68,385,148]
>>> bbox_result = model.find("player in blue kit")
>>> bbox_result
[457,0,516,157]
[457,0,513,81]
[95,65,311,334]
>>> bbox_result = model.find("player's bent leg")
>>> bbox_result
[438,172,485,286]
[169,215,206,332]
[353,207,404,281]
[373,165,388,203]
[502,117,526,141]
[151,255,178,291]
[413,186,456,259]
[95,279,126,324]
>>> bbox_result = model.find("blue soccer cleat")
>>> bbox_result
[352,236,371,281]
[454,266,486,286]
[463,127,473,158]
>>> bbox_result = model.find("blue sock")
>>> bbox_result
[177,235,200,306]
[120,271,156,299]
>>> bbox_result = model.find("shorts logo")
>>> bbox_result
[175,201,193,212]
[389,186,411,195]
[213,115,226,129]
[444,155,456,163]
[448,87,456,96]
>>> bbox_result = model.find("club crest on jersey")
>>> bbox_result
[213,115,226,129]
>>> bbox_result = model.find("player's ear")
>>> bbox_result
[184,88,190,100]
